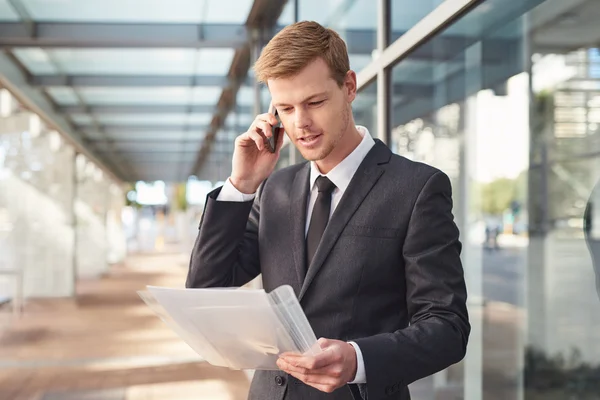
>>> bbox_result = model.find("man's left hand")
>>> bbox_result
[276,338,357,393]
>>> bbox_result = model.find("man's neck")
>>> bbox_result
[315,126,363,174]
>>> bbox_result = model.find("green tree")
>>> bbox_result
[481,178,517,215]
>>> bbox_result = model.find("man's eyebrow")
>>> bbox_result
[274,92,328,107]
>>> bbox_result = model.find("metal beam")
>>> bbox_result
[76,123,209,132]
[59,104,253,115]
[0,22,248,48]
[30,74,256,88]
[78,124,247,134]
[97,149,201,154]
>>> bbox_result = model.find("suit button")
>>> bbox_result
[275,375,285,386]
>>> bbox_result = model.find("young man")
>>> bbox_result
[187,21,470,400]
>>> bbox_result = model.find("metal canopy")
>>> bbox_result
[0,0,535,183]
[0,0,287,182]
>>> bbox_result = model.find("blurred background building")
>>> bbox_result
[1,0,599,399]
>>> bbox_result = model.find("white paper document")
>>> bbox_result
[138,285,321,370]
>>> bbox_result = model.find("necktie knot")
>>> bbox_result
[316,176,336,194]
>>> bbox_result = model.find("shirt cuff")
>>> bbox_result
[348,341,366,384]
[216,178,257,202]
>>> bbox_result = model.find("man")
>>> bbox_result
[187,21,470,400]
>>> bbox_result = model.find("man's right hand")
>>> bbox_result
[229,112,284,194]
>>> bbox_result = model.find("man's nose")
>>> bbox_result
[294,109,311,130]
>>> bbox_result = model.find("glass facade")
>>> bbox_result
[273,0,600,398]
[390,1,445,42]
[0,88,125,300]
[354,79,377,136]
[383,0,600,398]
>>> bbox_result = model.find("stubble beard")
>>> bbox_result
[302,105,350,162]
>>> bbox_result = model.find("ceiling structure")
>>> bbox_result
[0,0,596,183]
[0,0,289,183]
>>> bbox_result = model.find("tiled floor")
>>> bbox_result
[0,253,250,400]
[0,249,528,400]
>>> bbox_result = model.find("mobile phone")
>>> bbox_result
[266,102,281,153]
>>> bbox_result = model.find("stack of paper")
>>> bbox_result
[138,284,320,370]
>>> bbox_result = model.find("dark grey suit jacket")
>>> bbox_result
[187,140,470,400]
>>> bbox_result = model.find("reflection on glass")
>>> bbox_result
[0,96,121,297]
[15,47,235,76]
[277,0,378,77]
[390,0,600,398]
[390,1,445,42]
[0,0,19,21]
[354,79,376,135]
[20,0,253,24]
[73,87,223,106]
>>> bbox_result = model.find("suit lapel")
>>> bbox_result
[298,141,390,301]
[289,163,310,294]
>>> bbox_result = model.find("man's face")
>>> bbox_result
[268,58,356,163]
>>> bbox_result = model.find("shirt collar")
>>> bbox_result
[309,126,376,193]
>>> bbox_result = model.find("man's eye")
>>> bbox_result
[309,100,324,106]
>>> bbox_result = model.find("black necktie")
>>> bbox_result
[306,176,336,271]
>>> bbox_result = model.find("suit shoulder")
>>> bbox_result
[263,162,308,190]
[388,152,446,180]
[271,162,307,179]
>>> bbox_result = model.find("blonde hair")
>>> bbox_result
[253,21,350,87]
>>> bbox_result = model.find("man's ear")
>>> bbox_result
[344,70,357,102]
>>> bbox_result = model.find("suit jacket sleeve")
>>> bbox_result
[185,183,264,288]
[354,170,470,399]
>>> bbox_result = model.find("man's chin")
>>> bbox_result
[294,143,332,162]
[299,150,325,162]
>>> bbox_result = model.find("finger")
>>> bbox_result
[245,129,266,151]
[282,366,340,387]
[281,348,338,370]
[254,119,274,139]
[277,357,345,379]
[309,382,340,394]
[278,338,333,360]
[256,113,279,127]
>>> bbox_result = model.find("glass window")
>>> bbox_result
[46,87,80,105]
[20,0,253,23]
[102,131,205,141]
[281,0,378,74]
[49,49,197,75]
[353,79,376,135]
[390,0,445,43]
[277,0,295,26]
[0,0,19,21]
[195,49,236,75]
[389,0,600,398]
[90,113,212,126]
[12,48,58,75]
[14,47,232,77]
[70,114,94,125]
[74,87,222,105]
[202,0,254,24]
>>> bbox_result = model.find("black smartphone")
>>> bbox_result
[266,102,281,153]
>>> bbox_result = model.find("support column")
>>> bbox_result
[376,0,390,143]
[462,42,483,400]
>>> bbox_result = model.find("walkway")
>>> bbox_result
[0,253,250,400]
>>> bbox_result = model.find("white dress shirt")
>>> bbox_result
[217,125,375,384]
